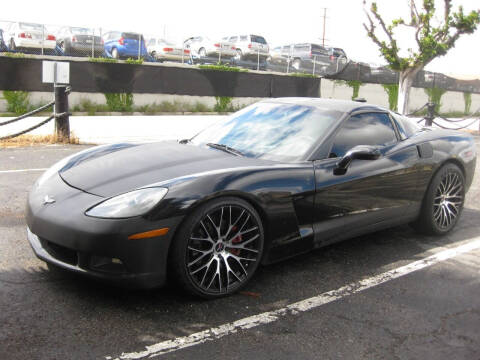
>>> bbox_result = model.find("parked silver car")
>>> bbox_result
[3,22,56,54]
[56,27,104,57]
[147,38,190,62]
[222,34,269,61]
[184,36,236,60]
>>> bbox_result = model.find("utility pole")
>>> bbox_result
[321,8,327,47]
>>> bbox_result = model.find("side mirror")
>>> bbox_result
[334,145,381,175]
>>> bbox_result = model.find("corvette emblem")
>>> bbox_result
[43,195,56,205]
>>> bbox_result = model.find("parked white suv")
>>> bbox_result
[223,34,269,61]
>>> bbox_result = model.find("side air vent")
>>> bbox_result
[417,142,434,158]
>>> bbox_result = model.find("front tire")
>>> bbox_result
[169,197,264,298]
[413,163,465,235]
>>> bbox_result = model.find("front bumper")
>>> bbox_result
[26,173,183,289]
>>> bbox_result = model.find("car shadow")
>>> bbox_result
[1,207,479,357]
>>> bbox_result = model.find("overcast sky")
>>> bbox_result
[1,0,478,77]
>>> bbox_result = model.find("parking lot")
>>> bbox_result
[1,138,479,360]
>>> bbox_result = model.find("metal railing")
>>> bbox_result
[408,102,479,132]
[0,86,70,141]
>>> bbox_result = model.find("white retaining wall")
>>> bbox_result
[1,80,479,114]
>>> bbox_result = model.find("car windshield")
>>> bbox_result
[191,102,341,161]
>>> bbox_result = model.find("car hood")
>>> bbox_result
[59,141,271,197]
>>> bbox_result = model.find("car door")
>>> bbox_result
[312,111,420,247]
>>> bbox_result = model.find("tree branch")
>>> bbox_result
[410,0,420,25]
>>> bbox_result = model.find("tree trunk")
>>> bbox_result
[397,68,421,115]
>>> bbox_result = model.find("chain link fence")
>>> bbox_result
[1,19,480,93]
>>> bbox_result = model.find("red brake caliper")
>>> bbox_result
[229,226,241,256]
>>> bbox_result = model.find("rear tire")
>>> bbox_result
[235,49,242,61]
[412,163,465,235]
[198,47,207,58]
[292,58,301,70]
[169,197,264,299]
[111,47,119,59]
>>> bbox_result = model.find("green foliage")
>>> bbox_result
[364,1,480,72]
[88,57,118,63]
[71,99,108,115]
[2,52,28,58]
[125,58,144,65]
[463,92,472,114]
[382,84,399,111]
[289,73,318,78]
[424,87,447,113]
[199,64,246,72]
[2,91,30,114]
[214,97,234,112]
[346,80,363,100]
[137,101,214,114]
[104,93,134,112]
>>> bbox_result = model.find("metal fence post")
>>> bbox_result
[425,102,436,127]
[257,48,260,71]
[138,33,141,60]
[313,55,316,76]
[42,25,45,56]
[218,47,222,64]
[91,28,95,58]
[54,85,70,142]
[99,28,103,58]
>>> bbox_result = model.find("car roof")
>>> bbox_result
[263,97,387,114]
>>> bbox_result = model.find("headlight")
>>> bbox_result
[85,187,168,218]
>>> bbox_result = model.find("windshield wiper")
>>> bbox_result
[206,143,244,157]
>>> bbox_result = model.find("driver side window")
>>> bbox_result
[330,112,397,158]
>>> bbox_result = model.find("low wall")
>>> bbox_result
[0,56,321,97]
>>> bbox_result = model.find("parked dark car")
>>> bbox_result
[56,27,104,57]
[269,43,347,73]
[0,29,8,52]
[26,98,476,298]
[103,31,148,59]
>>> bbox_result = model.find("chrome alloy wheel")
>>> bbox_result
[433,171,464,229]
[186,205,262,294]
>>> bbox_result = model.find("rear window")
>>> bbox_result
[251,35,266,44]
[294,44,310,52]
[19,23,43,31]
[71,27,90,35]
[240,35,248,41]
[122,32,140,40]
[311,44,329,55]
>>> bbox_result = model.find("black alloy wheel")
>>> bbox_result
[170,197,264,298]
[414,163,465,235]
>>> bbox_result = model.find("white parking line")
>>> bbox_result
[109,237,480,360]
[0,168,47,174]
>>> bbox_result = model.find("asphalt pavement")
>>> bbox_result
[0,139,479,360]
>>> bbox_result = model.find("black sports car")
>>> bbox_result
[26,98,477,298]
